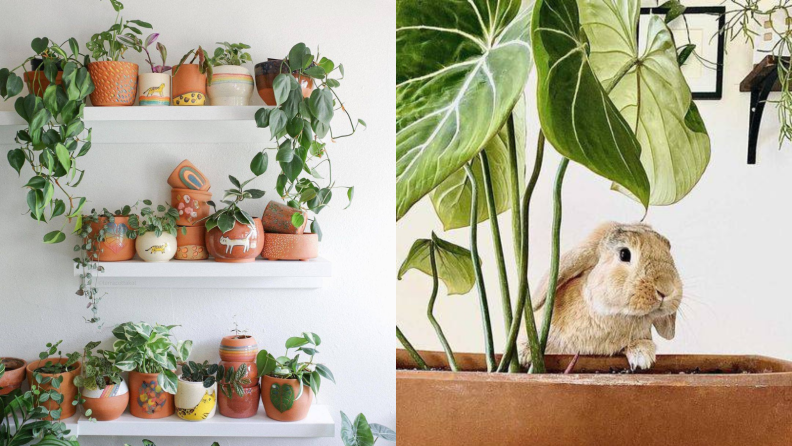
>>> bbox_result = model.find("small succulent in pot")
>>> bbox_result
[180,361,219,389]
[129,200,183,262]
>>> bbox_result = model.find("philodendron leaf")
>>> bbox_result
[396,0,532,220]
[397,233,475,295]
[270,382,295,413]
[580,1,710,205]
[532,0,650,208]
[341,412,376,446]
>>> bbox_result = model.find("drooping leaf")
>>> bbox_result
[341,412,375,446]
[370,423,397,442]
[397,233,475,295]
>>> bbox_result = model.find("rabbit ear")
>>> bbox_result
[653,313,676,340]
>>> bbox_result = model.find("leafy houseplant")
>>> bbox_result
[206,42,255,106]
[137,33,171,106]
[205,175,265,234]
[340,412,396,446]
[129,201,182,262]
[216,363,252,399]
[176,361,220,421]
[180,361,219,389]
[173,47,213,82]
[203,174,266,262]
[73,341,122,391]
[0,36,83,98]
[30,341,82,421]
[86,0,152,62]
[73,341,127,421]
[208,42,252,67]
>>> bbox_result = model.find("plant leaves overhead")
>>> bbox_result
[397,233,475,295]
[431,97,526,230]
[396,0,532,220]
[532,0,650,207]
[580,1,710,205]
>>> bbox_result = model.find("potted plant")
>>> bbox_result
[176,361,219,421]
[86,0,152,106]
[25,341,81,421]
[204,174,266,263]
[256,332,334,422]
[138,33,171,106]
[107,321,192,419]
[217,323,259,418]
[171,47,211,106]
[129,200,182,262]
[254,56,314,106]
[0,36,82,98]
[206,41,254,105]
[73,341,127,421]
[0,357,27,395]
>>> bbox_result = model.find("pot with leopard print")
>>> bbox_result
[135,231,177,262]
[138,73,171,106]
[176,378,218,421]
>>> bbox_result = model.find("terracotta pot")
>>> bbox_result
[397,350,792,446]
[87,216,136,262]
[219,335,258,363]
[135,231,177,262]
[254,59,314,106]
[206,217,264,263]
[24,71,62,97]
[172,64,207,106]
[128,371,174,419]
[208,65,254,106]
[167,159,211,191]
[218,384,260,419]
[171,188,212,226]
[81,379,129,421]
[176,379,217,421]
[219,360,258,387]
[26,358,81,420]
[0,358,27,395]
[261,375,313,422]
[261,234,318,261]
[88,61,138,106]
[175,226,208,260]
[261,201,306,235]
[138,72,171,106]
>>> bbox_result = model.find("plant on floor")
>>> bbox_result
[180,361,219,389]
[204,175,266,234]
[87,0,152,62]
[128,200,182,238]
[216,363,252,399]
[341,411,396,446]
[395,0,711,373]
[173,46,213,83]
[253,43,363,240]
[256,332,335,401]
[207,42,252,67]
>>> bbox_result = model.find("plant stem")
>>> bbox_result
[426,244,458,372]
[506,112,523,270]
[464,164,496,372]
[396,326,429,370]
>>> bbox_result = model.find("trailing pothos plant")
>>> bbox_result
[204,175,266,234]
[395,0,710,373]
[256,333,335,406]
[253,43,363,239]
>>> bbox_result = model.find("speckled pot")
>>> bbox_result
[261,201,306,234]
[25,71,62,97]
[88,61,138,106]
[218,385,260,419]
[261,233,318,261]
[26,358,81,420]
[171,188,212,227]
[0,358,26,395]
[175,226,208,260]
[206,217,264,263]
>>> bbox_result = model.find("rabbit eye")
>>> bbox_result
[619,248,631,263]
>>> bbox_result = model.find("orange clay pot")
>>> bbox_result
[26,358,81,420]
[261,375,313,422]
[81,379,129,421]
[219,360,258,387]
[219,385,260,419]
[172,64,207,106]
[171,188,211,227]
[87,61,138,106]
[261,201,306,235]
[261,234,318,261]
[254,59,313,106]
[24,71,62,97]
[175,226,208,260]
[206,217,264,263]
[128,371,175,419]
[219,335,259,363]
[0,358,27,395]
[167,159,210,191]
[87,216,136,262]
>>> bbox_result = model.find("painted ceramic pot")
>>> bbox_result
[24,71,62,98]
[135,232,177,262]
[81,379,129,421]
[219,360,258,387]
[88,61,138,106]
[171,188,212,226]
[219,335,258,362]
[26,358,81,420]
[261,201,306,234]
[254,59,314,106]
[206,217,264,263]
[218,385,260,419]
[261,234,318,261]
[0,358,26,395]
[176,379,217,421]
[87,216,136,262]
[172,64,206,106]
[128,371,174,419]
[167,159,211,191]
[138,72,171,106]
[261,375,313,422]
[208,65,254,106]
[175,226,208,260]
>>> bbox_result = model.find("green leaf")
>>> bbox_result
[25,175,46,189]
[269,109,287,136]
[69,37,80,57]
[7,149,25,175]
[341,412,375,446]
[43,230,66,244]
[52,199,66,217]
[304,65,326,79]
[308,88,333,124]
[218,212,236,233]
[255,108,271,128]
[256,350,277,377]
[269,382,295,413]
[344,186,354,209]
[251,151,268,176]
[159,370,178,394]
[370,423,396,442]
[280,156,304,182]
[285,336,309,349]
[5,72,23,98]
[660,0,686,23]
[288,42,311,70]
[677,43,696,66]
[311,218,322,241]
[67,197,86,218]
[287,116,305,138]
[31,37,49,54]
[396,0,532,220]
[315,363,335,384]
[273,73,291,105]
[398,233,475,295]
[229,175,241,188]
[532,0,650,207]
[54,143,71,172]
[290,212,305,229]
[277,145,294,162]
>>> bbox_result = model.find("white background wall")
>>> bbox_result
[398,0,792,361]
[0,1,395,445]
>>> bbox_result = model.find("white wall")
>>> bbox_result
[397,0,792,361]
[0,1,395,445]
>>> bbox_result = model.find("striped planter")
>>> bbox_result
[138,73,171,106]
[81,378,129,421]
[219,335,258,362]
[208,65,254,106]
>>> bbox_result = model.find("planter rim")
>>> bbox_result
[1,357,26,370]
[26,358,81,377]
[89,60,138,68]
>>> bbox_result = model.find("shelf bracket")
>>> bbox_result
[747,69,778,164]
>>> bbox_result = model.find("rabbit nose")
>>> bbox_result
[655,289,667,301]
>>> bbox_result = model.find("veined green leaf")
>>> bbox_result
[397,233,475,295]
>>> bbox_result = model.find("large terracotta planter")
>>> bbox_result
[218,385,260,419]
[25,71,62,98]
[261,234,317,261]
[172,188,212,226]
[87,216,136,262]
[128,371,174,419]
[26,358,81,420]
[175,226,207,260]
[138,72,171,106]
[261,375,313,422]
[206,217,264,263]
[219,335,258,363]
[167,159,211,191]
[261,201,306,235]
[0,358,27,395]
[397,350,792,446]
[208,65,254,106]
[88,61,138,106]
[254,59,314,106]
[135,231,177,262]
[176,379,217,421]
[81,379,129,421]
[172,64,207,106]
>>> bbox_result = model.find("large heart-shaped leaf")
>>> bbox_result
[269,382,295,413]
[396,0,532,220]
[532,0,650,207]
[579,1,710,205]
[398,233,475,295]
[341,412,376,446]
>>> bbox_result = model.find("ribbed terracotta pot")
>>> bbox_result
[172,64,207,106]
[206,217,264,263]
[176,379,217,421]
[208,65,254,105]
[261,234,317,261]
[26,358,81,420]
[219,335,258,363]
[254,59,314,106]
[261,201,306,234]
[138,72,171,106]
[25,71,62,97]
[0,358,27,395]
[135,232,177,262]
[261,375,313,422]
[218,385,260,419]
[175,226,207,260]
[397,350,792,446]
[128,371,174,419]
[87,216,136,262]
[167,159,211,191]
[172,188,212,226]
[81,378,129,421]
[88,61,138,106]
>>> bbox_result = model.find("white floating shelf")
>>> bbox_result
[0,106,272,126]
[73,258,331,289]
